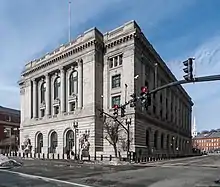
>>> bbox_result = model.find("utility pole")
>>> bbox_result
[154,63,158,88]
[126,118,131,161]
[68,1,71,43]
[125,84,128,103]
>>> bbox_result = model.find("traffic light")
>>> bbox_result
[113,104,119,116]
[121,106,126,117]
[140,86,148,104]
[183,58,194,81]
[140,86,148,96]
[130,93,137,107]
[145,93,151,109]
[99,109,104,118]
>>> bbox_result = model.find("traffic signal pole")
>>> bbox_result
[149,74,220,95]
[97,108,129,133]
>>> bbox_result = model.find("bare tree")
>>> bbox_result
[103,117,122,158]
[118,130,133,153]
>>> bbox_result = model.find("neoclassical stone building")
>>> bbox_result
[18,20,193,158]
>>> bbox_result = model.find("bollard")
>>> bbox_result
[109,155,112,161]
[101,155,103,161]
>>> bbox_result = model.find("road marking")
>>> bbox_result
[0,169,92,187]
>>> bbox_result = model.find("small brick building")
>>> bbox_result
[0,106,20,153]
[192,131,220,152]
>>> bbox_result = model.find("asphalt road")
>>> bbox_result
[1,155,220,187]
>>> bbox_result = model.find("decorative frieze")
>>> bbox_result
[22,40,98,77]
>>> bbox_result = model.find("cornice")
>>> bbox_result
[105,32,136,50]
[22,39,102,77]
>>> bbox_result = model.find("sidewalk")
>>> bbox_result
[10,154,205,167]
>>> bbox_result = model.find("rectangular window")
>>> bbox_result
[114,56,118,67]
[153,105,156,114]
[5,115,11,122]
[112,74,121,88]
[160,94,162,103]
[112,95,121,107]
[41,109,45,117]
[119,54,123,65]
[145,80,149,87]
[70,102,76,111]
[160,110,162,118]
[109,58,113,68]
[54,106,59,115]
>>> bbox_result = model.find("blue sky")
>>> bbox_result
[1,0,220,131]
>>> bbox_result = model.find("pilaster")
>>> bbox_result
[77,59,83,109]
[60,68,66,113]
[45,74,51,116]
[33,79,37,118]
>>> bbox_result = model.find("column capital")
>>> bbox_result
[59,67,65,73]
[45,73,50,78]
[32,78,37,84]
[77,59,83,65]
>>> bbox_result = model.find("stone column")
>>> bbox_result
[33,79,37,118]
[77,60,83,109]
[60,68,66,113]
[45,74,50,116]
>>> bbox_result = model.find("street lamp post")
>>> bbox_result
[73,121,78,160]
[126,118,131,161]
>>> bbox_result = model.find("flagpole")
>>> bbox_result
[68,1,71,43]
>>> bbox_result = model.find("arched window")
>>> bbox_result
[69,71,78,95]
[36,133,43,153]
[66,130,74,151]
[146,129,150,146]
[54,77,61,99]
[154,131,158,149]
[167,135,170,150]
[40,82,46,103]
[50,131,58,153]
[161,133,164,149]
[175,137,178,150]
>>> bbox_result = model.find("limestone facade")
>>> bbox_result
[18,20,193,158]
